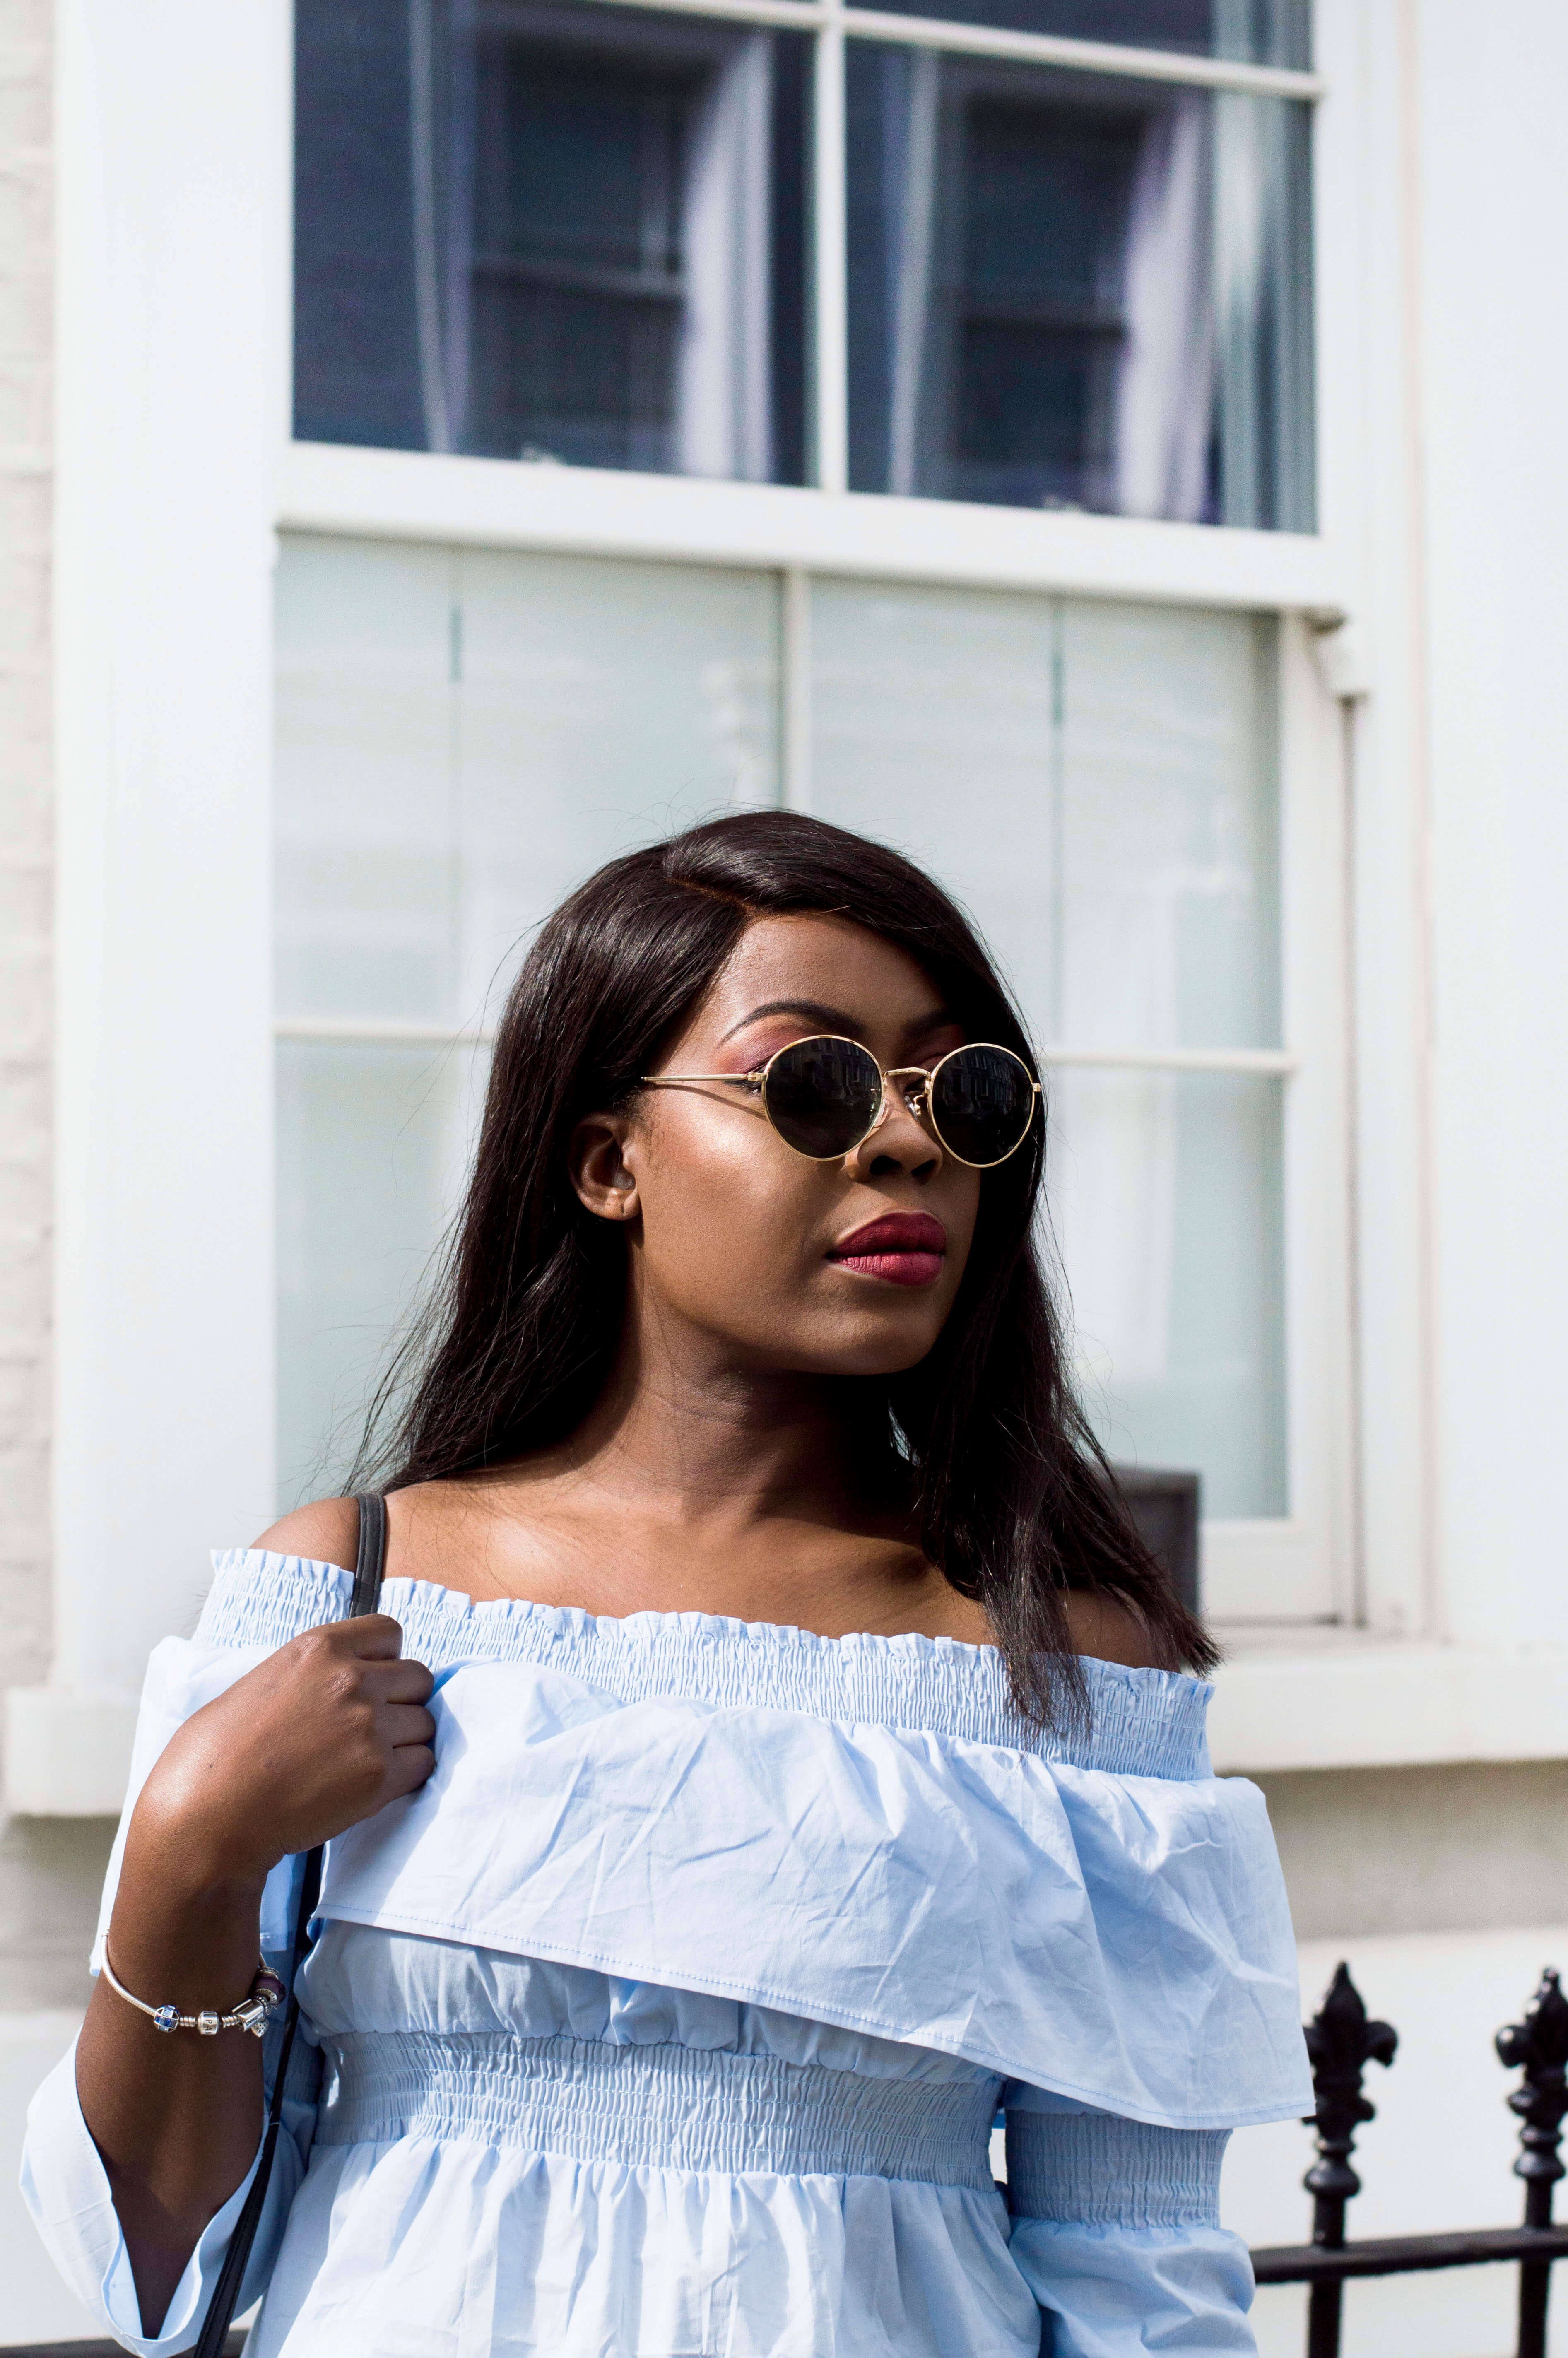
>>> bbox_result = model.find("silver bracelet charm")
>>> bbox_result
[101,1949,286,2038]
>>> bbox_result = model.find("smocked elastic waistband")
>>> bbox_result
[315,2030,1000,2190]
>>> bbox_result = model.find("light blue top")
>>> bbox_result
[23,1551,1311,2357]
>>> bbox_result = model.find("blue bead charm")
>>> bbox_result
[152,2004,180,2033]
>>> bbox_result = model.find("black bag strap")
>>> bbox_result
[189,1494,387,2356]
[350,1489,388,1619]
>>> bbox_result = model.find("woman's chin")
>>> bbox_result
[781,1313,947,1381]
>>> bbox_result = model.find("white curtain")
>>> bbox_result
[1213,88,1314,530]
[408,0,476,455]
[1113,94,1214,524]
[886,49,941,498]
[678,33,775,482]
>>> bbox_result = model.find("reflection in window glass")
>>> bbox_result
[868,0,1308,69]
[295,0,809,482]
[846,51,1313,527]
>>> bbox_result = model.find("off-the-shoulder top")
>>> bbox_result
[22,1551,1310,2358]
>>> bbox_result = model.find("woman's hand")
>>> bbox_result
[128,1614,436,1892]
[76,1615,436,2334]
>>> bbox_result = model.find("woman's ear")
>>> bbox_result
[569,1114,641,1224]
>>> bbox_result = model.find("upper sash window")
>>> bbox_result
[294,0,1315,529]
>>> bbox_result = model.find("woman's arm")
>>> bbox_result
[71,1505,435,2336]
[1004,2096,1256,2356]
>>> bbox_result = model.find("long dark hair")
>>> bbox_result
[363,811,1217,1720]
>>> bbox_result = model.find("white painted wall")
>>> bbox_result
[1326,0,1440,1643]
[1417,0,1568,1655]
[50,0,289,1708]
[0,0,55,1700]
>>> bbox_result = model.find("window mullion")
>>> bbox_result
[811,12,850,494]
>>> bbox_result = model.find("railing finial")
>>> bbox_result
[1498,1970,1568,2358]
[1497,1970,1568,2219]
[1302,1962,1399,2233]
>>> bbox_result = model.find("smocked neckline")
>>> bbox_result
[215,1546,1199,1695]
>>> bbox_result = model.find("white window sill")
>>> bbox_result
[1207,1632,1568,1775]
[8,1638,1561,1814]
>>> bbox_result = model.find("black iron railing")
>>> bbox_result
[1251,1962,1568,2358]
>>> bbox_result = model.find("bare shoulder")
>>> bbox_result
[252,1494,360,1573]
[1063,1587,1164,1671]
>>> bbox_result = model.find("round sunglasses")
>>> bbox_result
[642,1035,1041,1168]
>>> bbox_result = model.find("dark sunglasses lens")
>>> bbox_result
[764,1037,883,1158]
[930,1047,1036,1165]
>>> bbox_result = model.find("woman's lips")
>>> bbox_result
[828,1212,947,1289]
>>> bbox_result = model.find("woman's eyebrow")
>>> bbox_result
[715,998,957,1049]
[716,998,857,1045]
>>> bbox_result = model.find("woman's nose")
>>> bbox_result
[845,1087,942,1180]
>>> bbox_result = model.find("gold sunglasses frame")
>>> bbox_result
[640,1035,1041,1168]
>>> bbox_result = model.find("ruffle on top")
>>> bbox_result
[118,1551,1309,2134]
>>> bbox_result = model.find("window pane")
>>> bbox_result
[276,537,459,1024]
[809,580,1278,1051]
[455,547,780,1008]
[277,537,780,1024]
[845,50,1313,528]
[809,577,1284,1510]
[862,0,1308,70]
[277,1040,485,1503]
[1048,1068,1286,1517]
[295,0,809,484]
[1057,599,1279,1050]
[809,579,1060,1025]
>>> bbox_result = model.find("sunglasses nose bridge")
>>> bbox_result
[851,1066,939,1161]
[884,1067,933,1128]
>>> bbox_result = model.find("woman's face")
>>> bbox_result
[572,913,987,1378]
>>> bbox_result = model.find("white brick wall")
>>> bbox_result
[0,54,116,2332]
[0,0,53,1698]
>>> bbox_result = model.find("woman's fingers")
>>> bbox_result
[340,1613,407,1659]
[384,1744,436,1798]
[362,1655,435,1705]
[132,1622,442,1875]
[381,1702,437,1751]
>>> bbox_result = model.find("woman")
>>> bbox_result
[25,812,1309,2356]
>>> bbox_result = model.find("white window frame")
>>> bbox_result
[21,0,1463,1814]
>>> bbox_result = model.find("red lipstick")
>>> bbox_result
[828,1212,947,1288]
